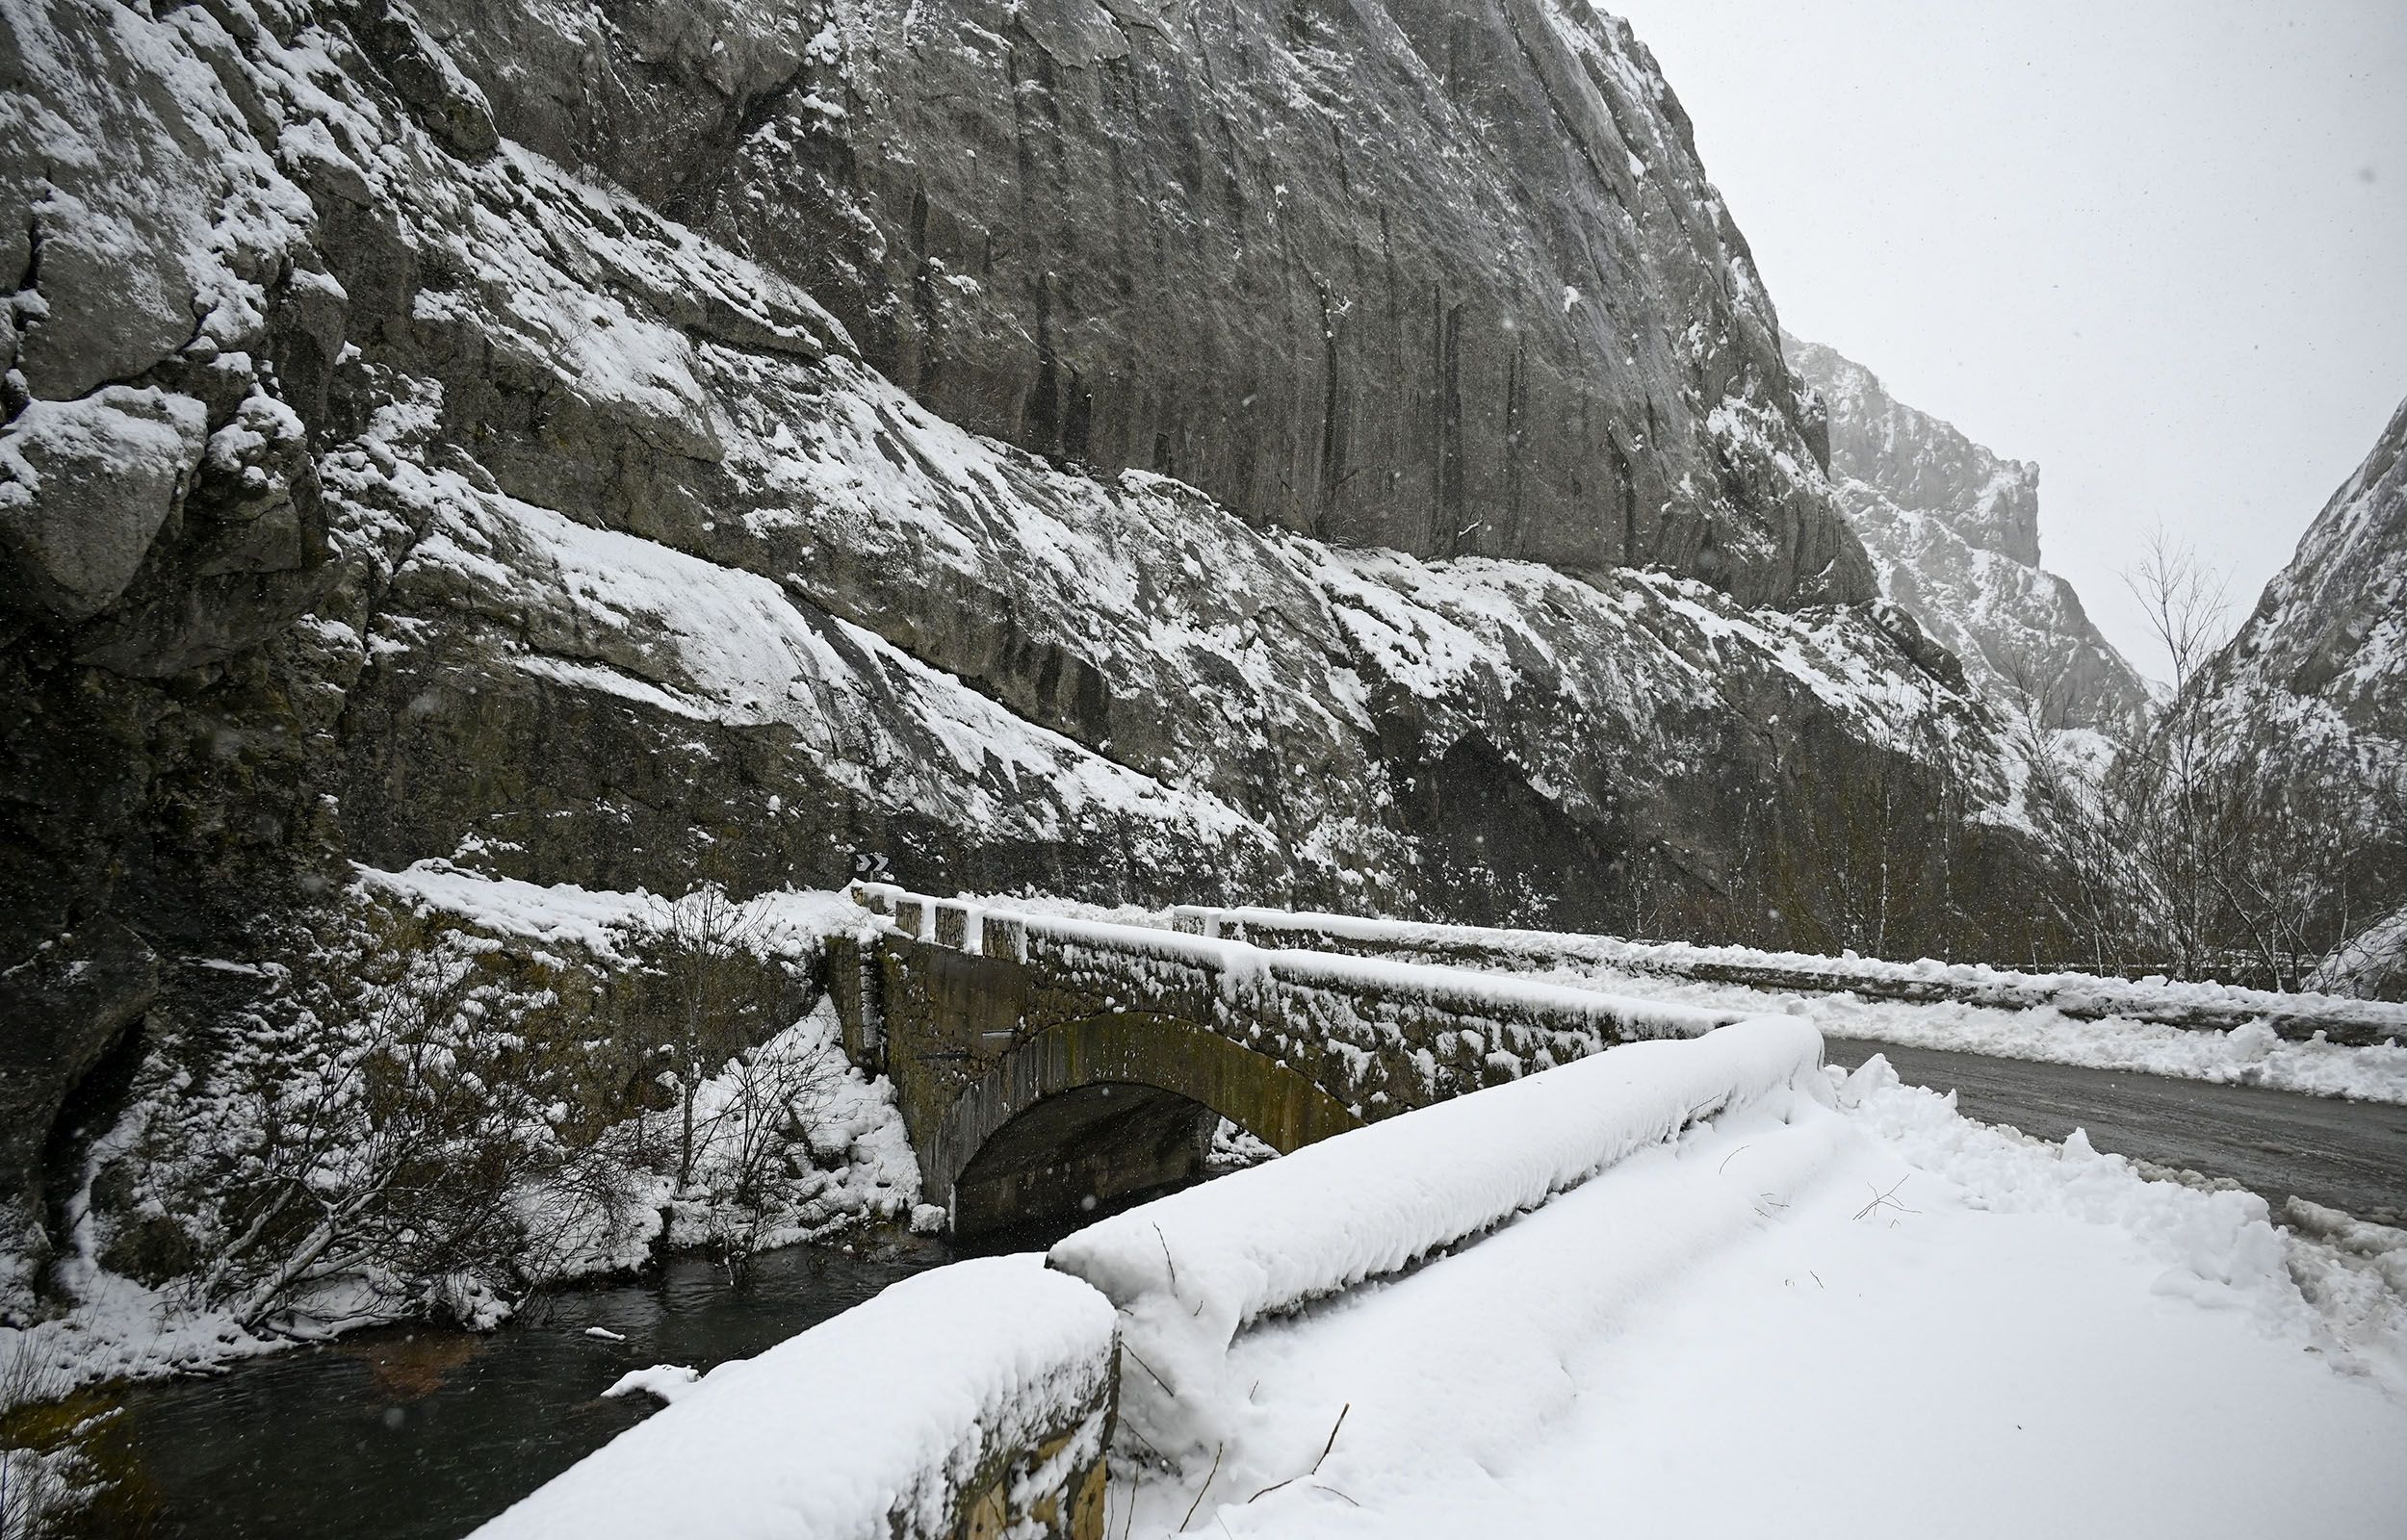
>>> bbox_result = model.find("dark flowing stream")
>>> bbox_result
[75,1238,952,1539]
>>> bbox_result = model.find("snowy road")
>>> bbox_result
[1825,1038,2407,1225]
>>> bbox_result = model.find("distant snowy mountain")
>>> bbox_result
[1784,335,2154,739]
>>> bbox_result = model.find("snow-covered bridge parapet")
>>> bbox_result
[1047,1016,1833,1489]
[1167,906,2407,1047]
[833,887,1739,1236]
[473,1258,1115,1540]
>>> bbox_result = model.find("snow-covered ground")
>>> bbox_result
[1111,1057,2407,1539]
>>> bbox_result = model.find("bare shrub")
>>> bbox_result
[185,938,573,1332]
[0,1342,86,1540]
[690,1029,847,1282]
[648,884,776,1196]
[623,885,863,1279]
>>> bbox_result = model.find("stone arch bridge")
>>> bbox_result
[828,887,1736,1236]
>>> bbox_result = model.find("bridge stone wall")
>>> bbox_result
[942,1399,1110,1540]
[831,888,1735,1235]
[492,982,1820,1540]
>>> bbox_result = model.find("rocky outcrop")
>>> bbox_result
[0,0,2062,1285]
[1,0,346,1268]
[1785,335,2153,739]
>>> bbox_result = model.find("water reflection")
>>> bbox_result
[89,1237,947,1540]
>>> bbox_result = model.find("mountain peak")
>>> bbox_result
[1784,333,2151,737]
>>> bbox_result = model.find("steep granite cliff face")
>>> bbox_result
[0,0,2057,1302]
[1785,335,2153,739]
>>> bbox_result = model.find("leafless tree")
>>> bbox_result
[695,1032,845,1283]
[2111,528,2238,975]
[2001,695,2135,973]
[2012,531,2404,989]
[195,944,564,1331]
[650,884,775,1195]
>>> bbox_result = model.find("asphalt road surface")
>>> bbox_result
[1824,1038,2407,1227]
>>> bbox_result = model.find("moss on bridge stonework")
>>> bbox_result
[830,893,1726,1235]
[938,1397,1111,1540]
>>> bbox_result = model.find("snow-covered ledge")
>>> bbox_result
[471,1258,1117,1540]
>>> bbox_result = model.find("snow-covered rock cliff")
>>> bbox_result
[2194,396,2407,995]
[2196,396,2407,786]
[1785,334,2153,739]
[415,0,1873,606]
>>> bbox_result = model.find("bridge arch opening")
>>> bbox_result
[933,1013,1361,1240]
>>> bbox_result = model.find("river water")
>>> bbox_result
[85,1238,950,1539]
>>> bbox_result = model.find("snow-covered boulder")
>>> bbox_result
[2310,906,2407,1003]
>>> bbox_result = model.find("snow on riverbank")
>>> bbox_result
[0,869,915,1401]
[0,1002,919,1400]
[1120,1056,2407,1539]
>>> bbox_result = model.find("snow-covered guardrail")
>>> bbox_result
[1047,1014,1828,1469]
[855,884,1738,1050]
[471,1258,1117,1540]
[1167,905,2407,1046]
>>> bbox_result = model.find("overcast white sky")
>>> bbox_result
[1607,0,2407,681]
